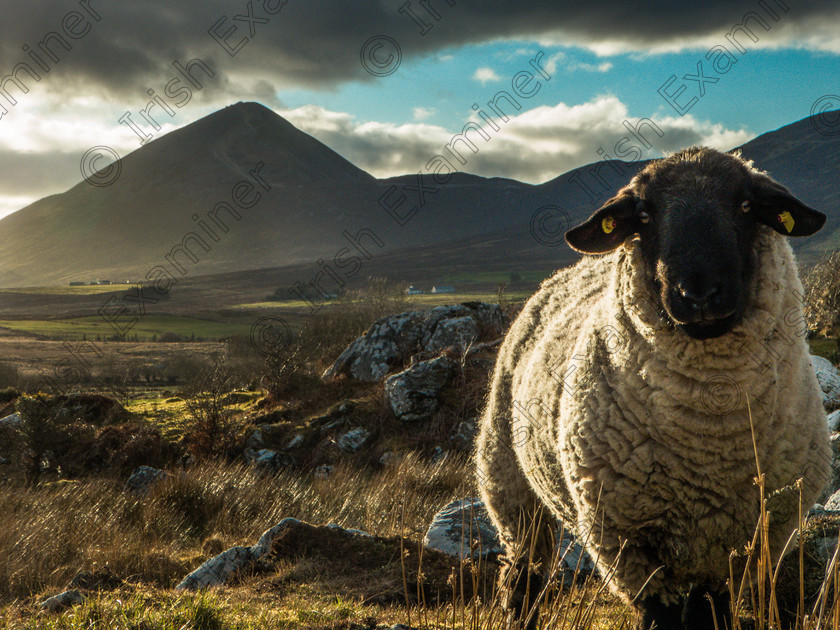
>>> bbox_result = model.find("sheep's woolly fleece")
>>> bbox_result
[476,227,830,605]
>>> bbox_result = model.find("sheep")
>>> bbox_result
[475,146,831,630]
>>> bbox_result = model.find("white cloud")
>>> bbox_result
[472,67,502,84]
[277,97,755,184]
[568,61,614,72]
[412,107,437,120]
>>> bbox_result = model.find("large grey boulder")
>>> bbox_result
[39,589,85,612]
[125,466,168,495]
[337,427,370,453]
[385,356,456,422]
[425,498,596,583]
[424,498,504,559]
[322,303,507,382]
[812,355,840,412]
[177,518,303,590]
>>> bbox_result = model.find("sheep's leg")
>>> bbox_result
[682,585,730,630]
[639,596,683,630]
[475,409,556,625]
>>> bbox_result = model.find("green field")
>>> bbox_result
[0,284,136,295]
[0,314,253,341]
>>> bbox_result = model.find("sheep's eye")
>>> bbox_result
[639,210,651,224]
[741,200,751,213]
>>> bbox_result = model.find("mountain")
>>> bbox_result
[0,102,837,287]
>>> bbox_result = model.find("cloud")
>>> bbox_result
[0,0,837,104]
[472,67,501,84]
[277,97,755,184]
[412,107,436,120]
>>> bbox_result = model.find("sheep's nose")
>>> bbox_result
[678,283,721,311]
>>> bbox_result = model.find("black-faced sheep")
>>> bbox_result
[475,147,831,630]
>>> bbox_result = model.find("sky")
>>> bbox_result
[0,0,838,221]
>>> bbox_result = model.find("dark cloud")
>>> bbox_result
[0,0,837,98]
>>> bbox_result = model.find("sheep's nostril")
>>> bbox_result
[679,284,721,310]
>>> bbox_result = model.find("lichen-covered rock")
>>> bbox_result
[828,410,840,433]
[253,449,295,474]
[175,545,253,590]
[322,303,506,382]
[125,465,168,495]
[39,589,85,612]
[427,316,479,353]
[812,355,840,412]
[385,356,456,422]
[424,498,504,559]
[337,427,370,453]
[0,412,20,427]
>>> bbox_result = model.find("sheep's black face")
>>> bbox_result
[636,183,757,340]
[565,147,827,341]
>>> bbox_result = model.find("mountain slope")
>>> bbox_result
[0,103,836,287]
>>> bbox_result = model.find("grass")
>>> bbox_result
[0,285,134,296]
[0,315,253,342]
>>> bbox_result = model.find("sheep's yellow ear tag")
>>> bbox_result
[777,211,795,233]
[601,216,616,234]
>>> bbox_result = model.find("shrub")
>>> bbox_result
[181,357,244,460]
[802,249,840,335]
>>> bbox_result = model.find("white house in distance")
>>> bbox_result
[406,285,425,295]
[431,286,455,294]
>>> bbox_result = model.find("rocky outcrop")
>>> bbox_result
[125,465,168,495]
[385,356,457,422]
[322,303,507,382]
[812,355,840,412]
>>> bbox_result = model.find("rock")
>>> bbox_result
[39,589,85,612]
[177,518,374,591]
[385,356,457,422]
[379,452,398,466]
[430,446,448,463]
[175,545,253,590]
[0,412,20,427]
[824,488,840,511]
[322,303,507,382]
[424,498,596,582]
[450,419,477,450]
[286,434,304,450]
[125,465,168,495]
[337,427,370,453]
[314,464,333,478]
[252,449,295,474]
[812,355,840,412]
[245,428,264,449]
[426,316,479,353]
[424,498,504,559]
[249,518,302,560]
[828,410,840,433]
[817,434,840,504]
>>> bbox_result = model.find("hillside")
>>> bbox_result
[0,103,837,287]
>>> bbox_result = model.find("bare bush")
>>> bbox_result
[180,356,244,460]
[802,249,840,335]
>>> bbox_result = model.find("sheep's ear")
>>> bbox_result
[749,172,825,237]
[565,195,642,254]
